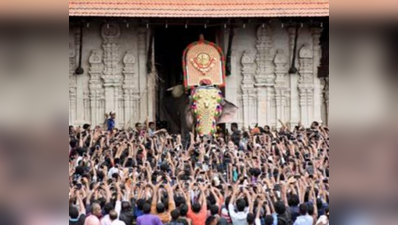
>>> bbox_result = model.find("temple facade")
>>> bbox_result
[69,0,329,129]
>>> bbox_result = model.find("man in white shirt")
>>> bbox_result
[101,201,122,225]
[293,204,313,225]
[228,186,251,225]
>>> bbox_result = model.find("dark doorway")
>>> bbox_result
[154,26,219,122]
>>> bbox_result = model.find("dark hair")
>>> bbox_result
[109,210,118,221]
[180,204,189,216]
[104,203,114,214]
[170,209,180,220]
[69,206,79,219]
[122,201,131,212]
[143,203,151,214]
[307,204,315,216]
[299,203,308,216]
[136,199,146,211]
[236,199,247,212]
[264,215,274,225]
[210,205,219,216]
[288,195,300,207]
[156,203,165,213]
[192,202,202,213]
[247,213,255,224]
[274,201,286,215]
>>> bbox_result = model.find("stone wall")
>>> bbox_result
[225,22,328,128]
[69,21,328,128]
[69,23,154,128]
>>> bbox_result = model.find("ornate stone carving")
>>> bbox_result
[255,24,275,86]
[273,49,290,124]
[88,50,105,125]
[298,44,315,126]
[122,50,140,127]
[241,51,257,127]
[69,27,79,125]
[101,23,122,120]
[254,24,276,126]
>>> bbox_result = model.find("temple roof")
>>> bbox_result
[69,0,329,18]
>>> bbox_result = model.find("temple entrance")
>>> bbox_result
[154,26,219,128]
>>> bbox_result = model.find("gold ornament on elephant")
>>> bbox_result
[191,52,217,75]
[191,87,223,136]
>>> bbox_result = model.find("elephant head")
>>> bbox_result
[191,86,238,136]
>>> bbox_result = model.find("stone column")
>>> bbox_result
[274,50,289,126]
[101,23,122,126]
[137,28,148,122]
[241,51,256,128]
[255,24,275,126]
[69,28,79,125]
[311,27,323,123]
[122,50,138,128]
[298,44,315,126]
[288,27,300,126]
[88,50,104,126]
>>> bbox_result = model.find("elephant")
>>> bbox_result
[161,85,238,139]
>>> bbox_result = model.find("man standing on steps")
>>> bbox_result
[105,112,116,132]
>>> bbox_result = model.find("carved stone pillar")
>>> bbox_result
[323,77,329,125]
[288,27,300,126]
[101,23,122,126]
[274,50,289,125]
[298,44,315,126]
[69,28,79,125]
[137,28,148,122]
[122,51,139,128]
[241,51,256,128]
[311,27,323,122]
[88,50,104,126]
[255,24,275,126]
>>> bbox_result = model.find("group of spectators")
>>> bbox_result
[69,119,329,225]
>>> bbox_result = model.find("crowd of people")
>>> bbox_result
[69,117,329,225]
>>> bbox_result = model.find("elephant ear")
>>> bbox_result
[218,100,239,124]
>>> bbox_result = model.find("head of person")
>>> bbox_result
[109,210,118,222]
[180,204,189,217]
[69,206,79,220]
[170,209,180,221]
[231,123,238,132]
[247,213,255,224]
[121,201,132,213]
[135,123,143,131]
[210,205,219,216]
[110,112,116,119]
[299,203,308,216]
[236,199,247,212]
[192,202,202,214]
[143,203,151,214]
[149,122,156,130]
[136,199,146,211]
[103,203,114,215]
[288,195,300,207]
[264,215,274,225]
[274,201,286,215]
[91,202,102,218]
[156,202,165,213]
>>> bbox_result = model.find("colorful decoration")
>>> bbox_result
[191,86,223,136]
[184,35,227,137]
[183,35,226,89]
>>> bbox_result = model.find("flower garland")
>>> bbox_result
[191,87,223,136]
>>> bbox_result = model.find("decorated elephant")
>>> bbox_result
[162,35,238,138]
[162,85,238,138]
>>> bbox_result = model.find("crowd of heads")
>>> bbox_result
[69,120,329,225]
